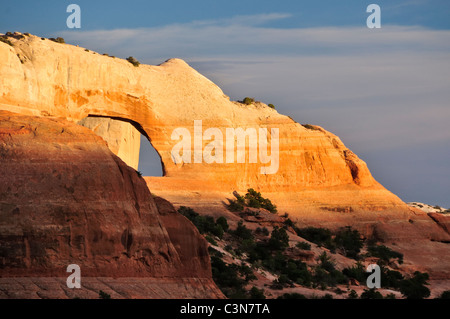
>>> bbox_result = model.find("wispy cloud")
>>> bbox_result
[189,13,293,27]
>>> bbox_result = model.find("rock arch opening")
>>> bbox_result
[78,115,164,176]
[139,133,163,177]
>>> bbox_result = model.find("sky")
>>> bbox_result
[1,1,449,207]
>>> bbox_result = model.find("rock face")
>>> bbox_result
[78,116,141,170]
[0,111,222,298]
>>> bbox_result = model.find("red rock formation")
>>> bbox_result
[0,111,223,298]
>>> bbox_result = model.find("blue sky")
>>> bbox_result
[1,1,449,207]
[2,0,450,32]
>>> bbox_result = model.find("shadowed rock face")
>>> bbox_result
[78,117,141,170]
[0,111,223,298]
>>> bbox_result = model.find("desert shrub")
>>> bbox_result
[50,37,65,43]
[99,290,111,299]
[0,36,13,46]
[277,293,307,299]
[312,252,346,288]
[360,288,383,299]
[258,251,286,273]
[126,56,140,67]
[381,266,404,289]
[242,97,255,105]
[239,264,257,282]
[348,290,358,299]
[268,227,289,251]
[343,262,367,283]
[224,244,234,253]
[399,271,430,299]
[178,206,225,239]
[245,188,277,213]
[268,103,275,109]
[284,218,295,228]
[296,242,311,250]
[270,280,284,290]
[5,32,13,36]
[334,287,345,295]
[227,199,244,212]
[296,227,334,249]
[205,235,217,245]
[178,206,198,220]
[208,246,223,258]
[249,287,265,299]
[233,220,254,240]
[24,32,30,36]
[302,124,320,131]
[312,268,334,289]
[197,216,217,236]
[276,274,293,287]
[216,216,229,232]
[367,244,403,265]
[284,260,312,286]
[261,227,270,236]
[439,290,450,299]
[240,238,256,255]
[227,189,277,213]
[334,227,364,259]
[210,256,248,298]
[227,192,245,211]
[255,226,270,237]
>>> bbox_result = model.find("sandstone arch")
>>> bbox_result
[0,33,427,223]
[77,115,166,176]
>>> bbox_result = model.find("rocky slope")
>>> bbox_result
[0,111,223,298]
[408,202,449,214]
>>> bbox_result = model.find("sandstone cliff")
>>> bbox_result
[0,111,223,298]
